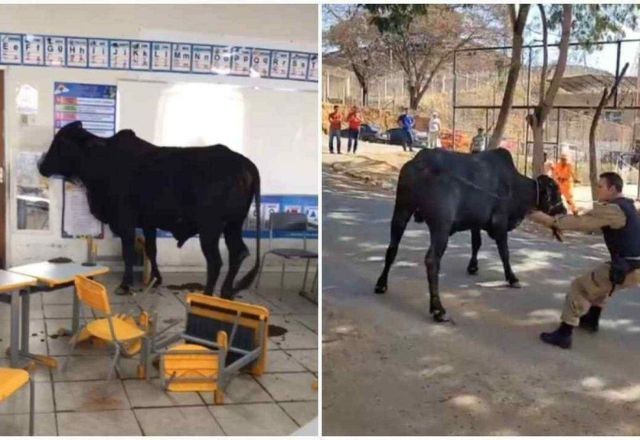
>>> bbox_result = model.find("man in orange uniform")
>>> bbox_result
[553,152,579,215]
[328,105,343,154]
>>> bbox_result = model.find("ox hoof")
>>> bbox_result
[467,265,479,275]
[115,285,132,296]
[374,285,387,294]
[432,310,449,323]
[508,280,522,288]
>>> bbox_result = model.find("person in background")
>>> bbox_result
[553,152,579,215]
[543,152,554,177]
[397,107,415,152]
[529,172,640,349]
[470,127,486,154]
[429,112,441,149]
[347,108,362,154]
[328,105,343,154]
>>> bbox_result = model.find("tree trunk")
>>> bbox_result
[530,118,545,177]
[409,87,419,110]
[487,5,530,150]
[589,63,629,200]
[362,84,368,107]
[528,5,572,176]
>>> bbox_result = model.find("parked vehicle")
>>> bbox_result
[340,124,388,143]
[385,128,428,149]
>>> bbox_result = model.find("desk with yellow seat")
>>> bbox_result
[64,275,150,380]
[0,368,34,435]
[144,293,270,404]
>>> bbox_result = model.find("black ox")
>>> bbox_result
[39,121,260,298]
[375,148,566,322]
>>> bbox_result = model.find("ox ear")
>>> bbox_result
[115,129,136,138]
[65,121,83,130]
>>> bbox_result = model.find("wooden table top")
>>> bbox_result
[0,270,38,294]
[9,262,110,288]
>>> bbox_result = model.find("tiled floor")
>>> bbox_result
[0,270,317,436]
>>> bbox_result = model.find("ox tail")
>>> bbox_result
[231,170,261,295]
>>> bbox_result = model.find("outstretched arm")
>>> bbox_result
[529,203,625,233]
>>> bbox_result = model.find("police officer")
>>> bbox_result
[529,172,640,349]
[397,107,415,152]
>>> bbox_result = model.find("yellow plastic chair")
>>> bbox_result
[0,368,34,435]
[64,275,147,380]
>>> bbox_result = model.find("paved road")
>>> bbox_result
[322,165,640,435]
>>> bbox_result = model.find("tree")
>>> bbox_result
[589,63,629,200]
[324,6,389,106]
[528,4,640,177]
[487,5,531,150]
[364,4,499,110]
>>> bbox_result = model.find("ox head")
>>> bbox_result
[38,121,89,180]
[535,175,566,216]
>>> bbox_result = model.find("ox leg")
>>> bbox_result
[199,226,223,296]
[425,227,449,322]
[220,221,250,299]
[374,204,413,294]
[117,232,136,295]
[143,228,162,286]
[495,233,520,288]
[467,228,482,275]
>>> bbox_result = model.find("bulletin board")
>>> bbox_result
[56,82,116,238]
[0,32,318,82]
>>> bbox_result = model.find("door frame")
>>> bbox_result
[0,70,6,268]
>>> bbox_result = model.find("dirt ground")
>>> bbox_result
[322,142,640,435]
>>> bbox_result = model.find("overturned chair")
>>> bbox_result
[140,293,269,404]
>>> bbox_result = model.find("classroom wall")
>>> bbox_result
[0,5,318,270]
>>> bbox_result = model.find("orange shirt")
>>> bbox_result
[553,162,575,184]
[348,114,362,130]
[329,111,343,130]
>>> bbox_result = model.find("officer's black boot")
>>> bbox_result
[540,322,573,349]
[579,306,601,333]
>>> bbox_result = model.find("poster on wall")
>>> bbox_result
[54,82,116,238]
[109,40,130,69]
[23,35,44,65]
[211,46,231,74]
[243,195,318,238]
[192,45,212,73]
[151,42,171,70]
[130,41,150,70]
[308,54,318,81]
[288,53,309,80]
[250,48,270,77]
[45,36,65,66]
[88,39,108,68]
[16,151,50,231]
[66,38,88,67]
[269,51,290,79]
[231,47,251,76]
[171,43,191,72]
[1,34,22,64]
[62,183,104,238]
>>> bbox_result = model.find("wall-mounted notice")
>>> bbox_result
[1,34,22,64]
[192,45,212,73]
[270,51,290,79]
[231,47,251,76]
[110,40,130,69]
[308,54,318,81]
[172,43,191,72]
[1,31,317,83]
[152,42,171,70]
[130,41,150,70]
[45,36,65,66]
[54,82,115,239]
[67,38,88,67]
[88,39,108,68]
[289,53,309,80]
[212,46,231,74]
[251,48,270,77]
[62,183,104,238]
[23,35,44,65]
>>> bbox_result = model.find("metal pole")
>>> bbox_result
[614,41,622,108]
[524,47,533,176]
[555,107,561,162]
[452,50,457,140]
